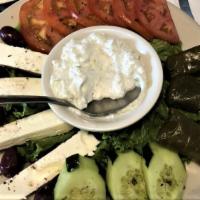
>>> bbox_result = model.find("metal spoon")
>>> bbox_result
[0,87,141,117]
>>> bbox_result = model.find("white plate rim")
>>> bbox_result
[0,1,200,199]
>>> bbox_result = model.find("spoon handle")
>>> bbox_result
[0,95,74,107]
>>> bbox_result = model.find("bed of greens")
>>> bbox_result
[0,36,199,199]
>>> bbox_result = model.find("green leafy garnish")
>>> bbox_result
[151,39,182,61]
[17,129,77,162]
[1,103,49,123]
[94,98,169,169]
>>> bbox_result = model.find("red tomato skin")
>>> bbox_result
[112,0,153,39]
[87,0,117,25]
[46,26,63,45]
[136,0,180,43]
[43,0,71,35]
[66,0,105,27]
[20,0,179,53]
[19,0,52,53]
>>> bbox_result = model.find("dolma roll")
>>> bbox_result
[158,109,200,164]
[166,45,200,77]
[167,75,200,112]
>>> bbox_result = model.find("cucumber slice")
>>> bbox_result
[106,151,148,200]
[143,143,187,200]
[54,155,106,200]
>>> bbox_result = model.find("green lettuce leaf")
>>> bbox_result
[94,81,171,170]
[1,103,49,124]
[94,99,169,170]
[151,39,182,61]
[17,129,77,162]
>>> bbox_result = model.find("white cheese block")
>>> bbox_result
[0,78,41,95]
[0,131,99,200]
[0,110,72,150]
[0,43,47,74]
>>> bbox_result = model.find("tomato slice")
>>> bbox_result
[136,0,180,43]
[20,0,64,53]
[43,0,72,35]
[46,26,63,44]
[112,0,153,39]
[112,0,129,27]
[66,0,105,27]
[20,0,52,53]
[123,0,136,20]
[53,0,71,18]
[87,0,117,25]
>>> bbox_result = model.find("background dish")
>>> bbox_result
[0,0,200,199]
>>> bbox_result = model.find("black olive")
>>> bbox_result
[0,26,27,47]
[66,154,80,172]
[0,147,22,177]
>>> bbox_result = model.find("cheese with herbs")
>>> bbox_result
[0,131,99,200]
[0,78,41,95]
[0,110,72,150]
[0,43,47,74]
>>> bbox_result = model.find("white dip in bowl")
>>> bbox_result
[50,32,147,110]
[42,26,163,132]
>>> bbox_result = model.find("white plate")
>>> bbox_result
[0,0,200,199]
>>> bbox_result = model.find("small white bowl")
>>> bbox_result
[42,26,163,132]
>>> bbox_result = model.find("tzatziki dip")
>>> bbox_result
[50,33,147,110]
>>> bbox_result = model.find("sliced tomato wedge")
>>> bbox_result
[53,0,71,18]
[136,0,180,43]
[20,0,64,53]
[87,0,117,25]
[66,0,105,27]
[112,0,129,27]
[112,0,153,39]
[20,0,52,53]
[123,0,137,20]
[46,26,63,44]
[43,0,72,35]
